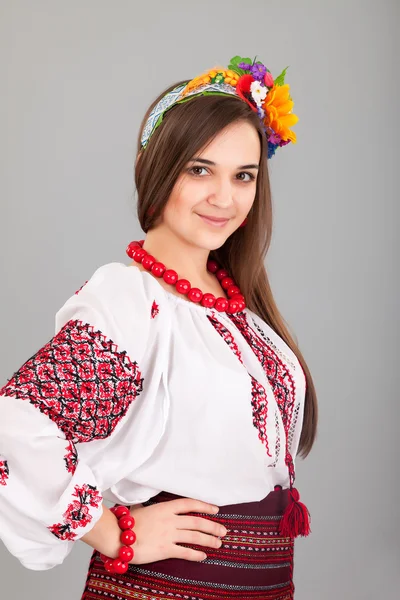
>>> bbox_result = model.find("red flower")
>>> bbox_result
[235,74,258,113]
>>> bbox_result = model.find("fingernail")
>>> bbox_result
[212,506,219,513]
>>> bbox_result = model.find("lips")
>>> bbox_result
[197,214,230,227]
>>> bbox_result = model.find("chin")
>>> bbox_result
[192,232,231,252]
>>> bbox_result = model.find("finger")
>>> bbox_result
[176,530,223,550]
[176,515,227,538]
[171,544,207,562]
[170,498,219,515]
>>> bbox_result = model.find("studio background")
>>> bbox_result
[1,1,399,598]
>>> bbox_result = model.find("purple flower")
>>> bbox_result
[238,62,252,70]
[251,63,267,82]
[257,106,265,119]
[268,132,282,145]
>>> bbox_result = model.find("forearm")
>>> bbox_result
[80,504,121,558]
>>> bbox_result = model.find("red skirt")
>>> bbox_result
[81,486,295,600]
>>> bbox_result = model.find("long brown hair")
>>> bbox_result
[134,81,318,458]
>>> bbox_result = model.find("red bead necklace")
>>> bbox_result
[126,240,246,313]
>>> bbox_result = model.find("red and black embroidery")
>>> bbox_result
[151,300,159,319]
[207,314,272,456]
[75,280,88,295]
[207,313,244,363]
[0,319,144,444]
[64,441,78,474]
[250,377,272,457]
[227,312,297,485]
[252,317,307,394]
[0,457,9,486]
[49,483,102,540]
[228,312,296,429]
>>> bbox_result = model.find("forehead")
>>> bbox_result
[197,121,261,164]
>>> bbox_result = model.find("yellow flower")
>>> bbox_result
[263,84,299,143]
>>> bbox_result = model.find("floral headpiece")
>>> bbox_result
[140,55,298,159]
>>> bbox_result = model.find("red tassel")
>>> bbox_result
[279,487,311,538]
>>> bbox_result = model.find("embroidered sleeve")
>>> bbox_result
[0,265,151,570]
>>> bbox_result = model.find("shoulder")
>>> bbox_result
[55,262,167,363]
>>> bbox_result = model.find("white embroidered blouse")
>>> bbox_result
[0,262,306,570]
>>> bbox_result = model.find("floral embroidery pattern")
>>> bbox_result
[207,313,244,363]
[48,483,102,540]
[228,312,296,429]
[250,377,272,457]
[0,458,9,486]
[64,441,78,475]
[207,313,272,456]
[151,300,159,319]
[0,319,144,444]
[227,312,297,485]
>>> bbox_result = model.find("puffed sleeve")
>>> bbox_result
[0,263,153,570]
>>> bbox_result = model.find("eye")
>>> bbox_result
[188,166,208,177]
[237,172,256,183]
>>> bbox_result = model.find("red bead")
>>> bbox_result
[175,279,191,294]
[120,529,136,545]
[221,277,235,291]
[141,254,156,270]
[133,248,147,263]
[163,269,178,285]
[138,240,144,246]
[118,545,134,561]
[227,299,240,313]
[227,285,240,298]
[113,506,130,519]
[150,262,166,277]
[200,293,216,308]
[207,259,219,274]
[111,559,129,574]
[126,241,141,258]
[216,268,229,281]
[118,515,135,530]
[187,288,203,303]
[214,297,229,312]
[104,559,115,572]
[232,293,245,302]
[236,300,245,311]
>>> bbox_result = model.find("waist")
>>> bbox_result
[128,486,294,591]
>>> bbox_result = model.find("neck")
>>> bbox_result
[141,227,215,289]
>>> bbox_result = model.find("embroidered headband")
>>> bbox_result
[140,55,298,159]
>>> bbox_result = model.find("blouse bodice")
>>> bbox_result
[0,262,306,570]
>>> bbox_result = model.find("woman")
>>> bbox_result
[0,55,318,599]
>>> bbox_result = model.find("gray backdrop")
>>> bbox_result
[1,1,399,598]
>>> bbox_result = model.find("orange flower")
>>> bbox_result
[263,84,298,143]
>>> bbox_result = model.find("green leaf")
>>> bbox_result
[274,66,289,86]
[228,55,254,77]
[228,64,244,76]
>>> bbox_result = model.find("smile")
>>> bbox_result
[197,214,230,228]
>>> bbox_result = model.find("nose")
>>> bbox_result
[208,177,234,208]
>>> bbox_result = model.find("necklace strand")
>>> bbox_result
[126,240,246,313]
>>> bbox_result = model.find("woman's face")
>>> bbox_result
[160,120,261,251]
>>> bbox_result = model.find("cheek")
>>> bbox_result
[166,180,201,216]
[237,185,257,214]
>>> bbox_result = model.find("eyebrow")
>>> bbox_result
[189,157,259,170]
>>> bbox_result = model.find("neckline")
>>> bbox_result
[125,263,246,316]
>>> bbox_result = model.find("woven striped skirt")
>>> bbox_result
[81,486,295,600]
